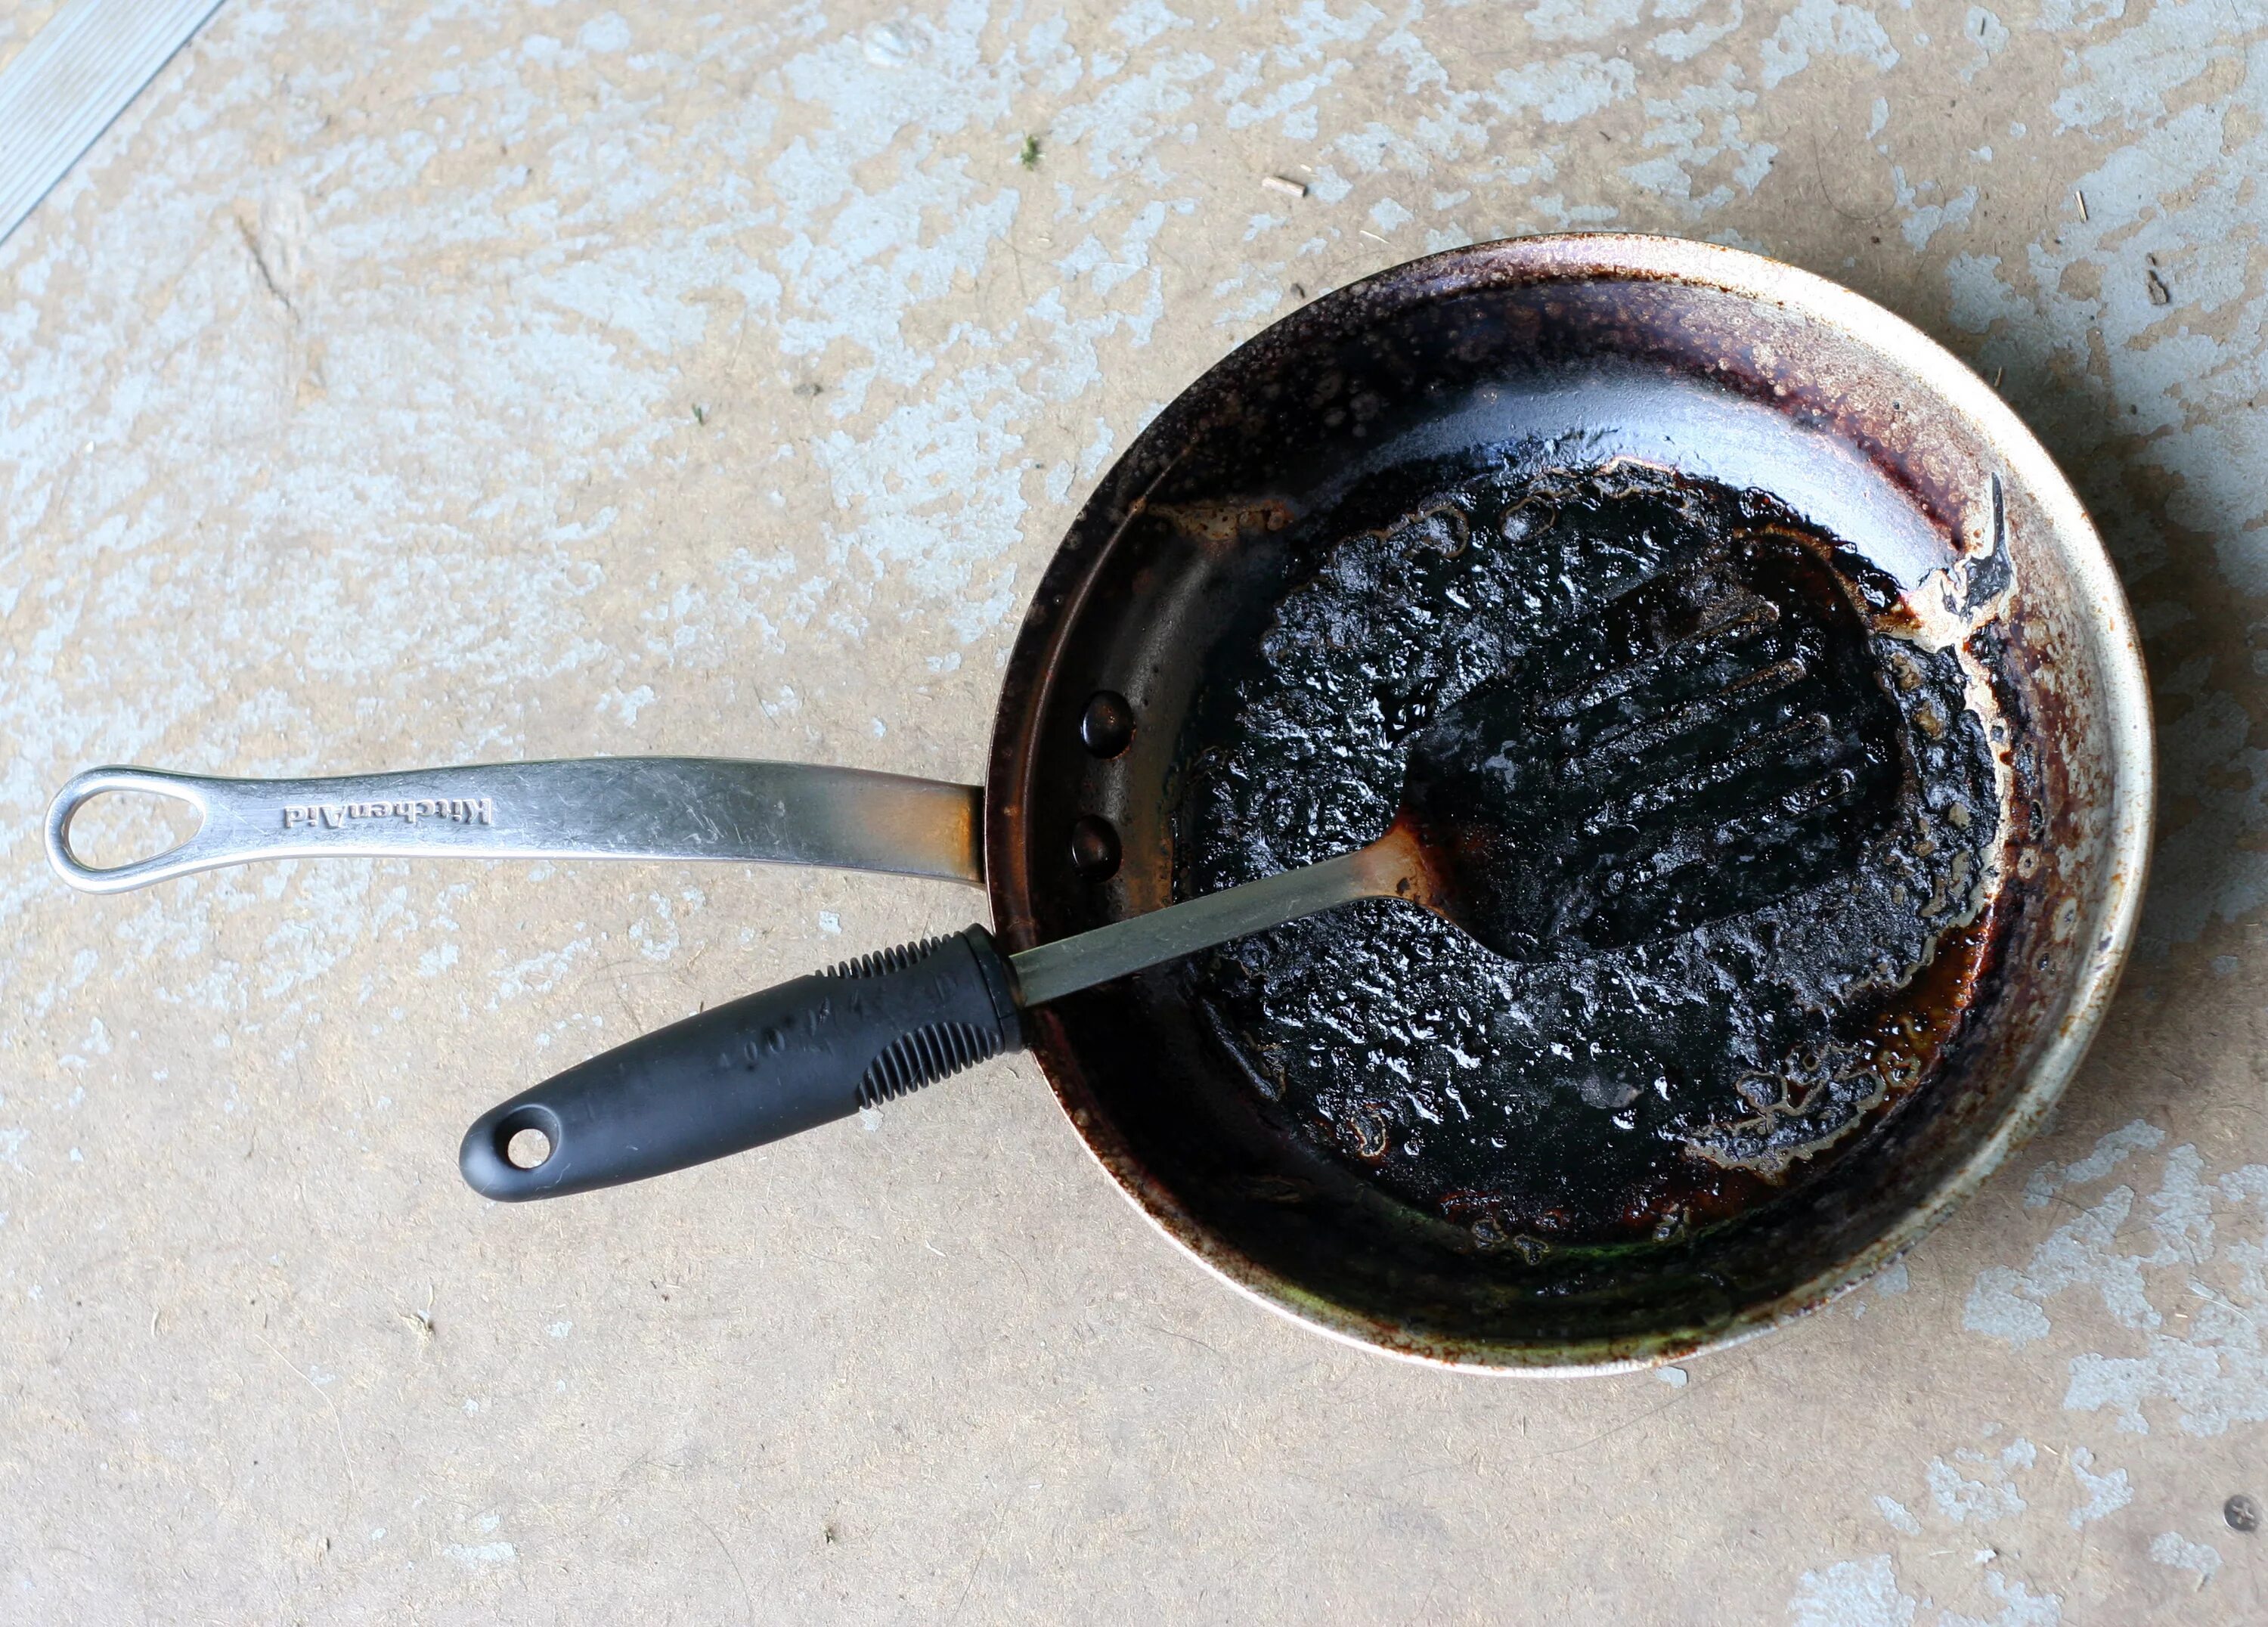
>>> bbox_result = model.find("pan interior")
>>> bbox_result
[995,248,2119,1366]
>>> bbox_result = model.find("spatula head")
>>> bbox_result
[1396,528,1908,961]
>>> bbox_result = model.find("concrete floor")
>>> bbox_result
[2,0,2264,1620]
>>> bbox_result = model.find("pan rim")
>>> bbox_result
[989,230,2156,1374]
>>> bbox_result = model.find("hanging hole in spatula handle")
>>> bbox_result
[459,926,1026,1201]
[45,767,224,894]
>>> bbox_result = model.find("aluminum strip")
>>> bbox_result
[1007,848,1396,1006]
[0,0,225,249]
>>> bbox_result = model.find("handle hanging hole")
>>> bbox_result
[491,1102,563,1177]
[63,787,203,872]
[505,1127,553,1170]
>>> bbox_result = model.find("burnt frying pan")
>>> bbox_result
[47,236,2152,1371]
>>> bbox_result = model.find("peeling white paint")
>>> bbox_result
[2063,1447,2129,1529]
[1969,1130,2268,1438]
[1623,69,1776,217]
[1926,1452,2027,1524]
[1789,1554,1916,1627]
[442,1539,517,1568]
[2146,1529,2220,1585]
[2022,1120,2164,1209]
[1937,1573,2062,1627]
[1758,0,1898,91]
[1891,168,1977,252]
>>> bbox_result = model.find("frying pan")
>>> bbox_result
[46,235,2152,1371]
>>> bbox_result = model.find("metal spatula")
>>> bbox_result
[456,531,1907,1199]
[1024,526,1902,999]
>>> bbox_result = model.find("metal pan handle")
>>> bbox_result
[45,758,984,894]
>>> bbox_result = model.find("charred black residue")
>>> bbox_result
[1176,460,2005,1251]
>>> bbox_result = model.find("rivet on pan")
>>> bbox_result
[1079,690,1136,758]
[1069,815,1121,879]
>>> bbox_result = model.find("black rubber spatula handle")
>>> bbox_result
[460,928,1023,1200]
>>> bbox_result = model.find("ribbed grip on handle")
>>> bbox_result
[459,926,1023,1201]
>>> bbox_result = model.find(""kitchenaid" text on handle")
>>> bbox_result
[283,798,496,829]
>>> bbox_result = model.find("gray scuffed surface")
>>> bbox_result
[1,0,2264,1620]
